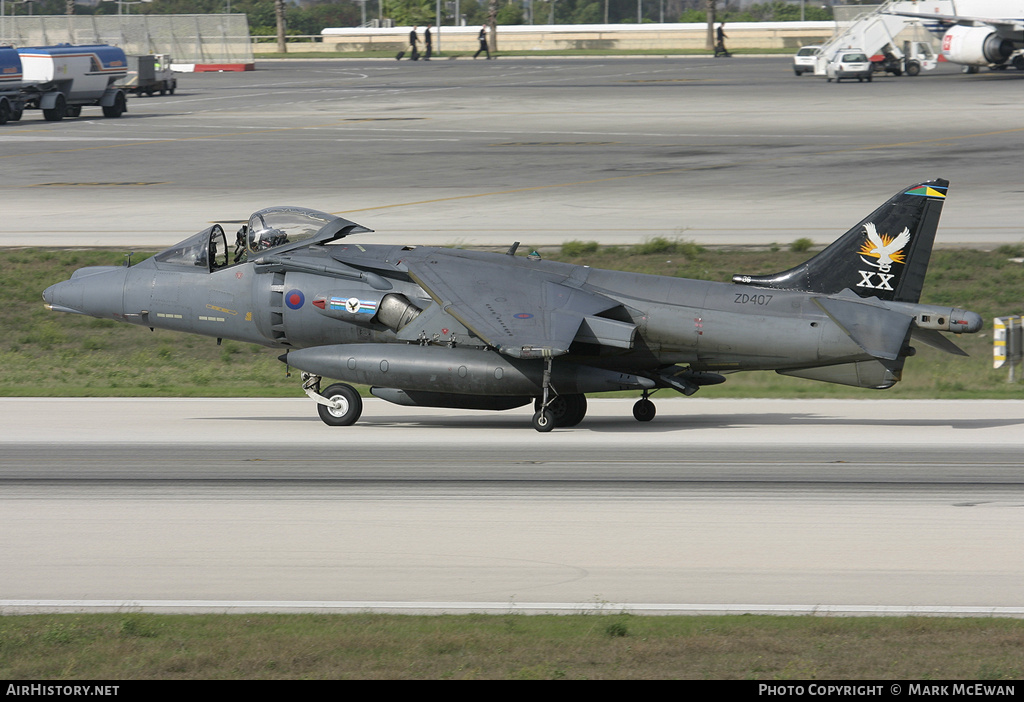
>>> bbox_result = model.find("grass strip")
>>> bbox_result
[1,613,1022,679]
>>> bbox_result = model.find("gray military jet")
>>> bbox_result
[43,179,982,431]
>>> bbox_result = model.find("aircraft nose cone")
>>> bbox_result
[43,279,82,314]
[42,266,127,318]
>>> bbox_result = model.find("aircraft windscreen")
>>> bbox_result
[245,207,339,254]
[154,228,215,268]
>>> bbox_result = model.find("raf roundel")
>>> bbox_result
[285,289,305,310]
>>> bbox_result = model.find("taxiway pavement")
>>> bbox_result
[1,58,1021,250]
[3,398,1023,615]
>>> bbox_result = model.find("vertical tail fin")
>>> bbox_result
[732,179,948,303]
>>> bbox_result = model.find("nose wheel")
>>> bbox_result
[317,383,363,426]
[303,374,363,427]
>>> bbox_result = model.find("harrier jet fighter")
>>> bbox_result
[42,179,982,431]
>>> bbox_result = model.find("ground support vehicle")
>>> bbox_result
[812,1,938,78]
[826,49,874,82]
[874,40,938,76]
[793,45,821,75]
[117,54,176,96]
[13,44,129,122]
[0,46,29,124]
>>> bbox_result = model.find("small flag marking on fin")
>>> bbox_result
[905,185,946,199]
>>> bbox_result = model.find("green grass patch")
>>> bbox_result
[0,613,1022,680]
[5,245,1023,398]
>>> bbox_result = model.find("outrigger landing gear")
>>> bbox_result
[533,394,587,428]
[632,390,657,422]
[531,356,590,431]
[532,406,555,432]
[532,357,557,432]
[303,373,363,426]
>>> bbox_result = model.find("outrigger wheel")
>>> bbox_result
[533,394,587,428]
[532,408,555,432]
[531,358,589,432]
[632,391,656,422]
[317,383,363,426]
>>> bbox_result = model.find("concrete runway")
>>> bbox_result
[1,57,1022,249]
[3,398,1023,615]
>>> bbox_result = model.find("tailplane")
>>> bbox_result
[733,179,948,303]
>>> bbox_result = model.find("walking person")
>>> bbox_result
[409,26,420,60]
[424,24,433,60]
[473,24,491,59]
[714,23,730,58]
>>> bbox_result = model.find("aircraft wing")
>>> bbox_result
[398,250,623,359]
[884,9,1023,29]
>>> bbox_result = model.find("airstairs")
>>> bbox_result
[813,1,940,75]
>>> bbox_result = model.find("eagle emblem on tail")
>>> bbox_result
[859,222,910,272]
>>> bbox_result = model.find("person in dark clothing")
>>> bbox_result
[714,23,730,58]
[424,24,433,60]
[473,25,491,59]
[409,26,420,60]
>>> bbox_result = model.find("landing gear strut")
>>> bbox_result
[530,356,591,431]
[531,357,557,432]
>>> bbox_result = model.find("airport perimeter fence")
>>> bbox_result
[0,14,253,66]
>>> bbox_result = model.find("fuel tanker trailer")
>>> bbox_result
[0,46,28,124]
[0,43,129,123]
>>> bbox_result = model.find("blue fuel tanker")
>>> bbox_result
[0,43,129,124]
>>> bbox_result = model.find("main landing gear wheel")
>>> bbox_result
[632,398,656,422]
[317,383,362,426]
[533,394,587,428]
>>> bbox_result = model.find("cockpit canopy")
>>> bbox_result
[151,207,371,271]
[244,207,340,254]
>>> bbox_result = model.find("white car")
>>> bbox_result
[793,45,820,76]
[826,49,873,83]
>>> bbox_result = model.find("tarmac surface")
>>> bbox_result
[1,56,1022,250]
[3,398,1024,615]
